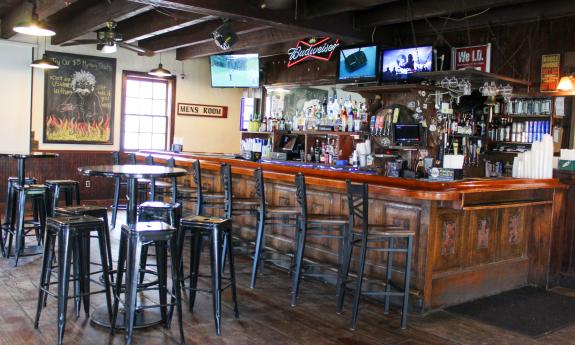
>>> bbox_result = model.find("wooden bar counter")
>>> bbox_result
[137,150,566,313]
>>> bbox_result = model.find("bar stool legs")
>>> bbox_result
[181,216,239,336]
[34,216,113,345]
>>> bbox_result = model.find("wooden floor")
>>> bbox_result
[3,214,575,345]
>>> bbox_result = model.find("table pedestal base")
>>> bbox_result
[91,305,163,329]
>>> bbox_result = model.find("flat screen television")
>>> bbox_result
[394,124,421,145]
[336,44,379,83]
[381,46,433,81]
[210,53,259,88]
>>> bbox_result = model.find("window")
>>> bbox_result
[121,72,175,150]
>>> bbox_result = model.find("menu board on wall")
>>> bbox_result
[43,51,116,144]
[540,54,561,92]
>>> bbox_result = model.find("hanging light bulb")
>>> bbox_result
[13,1,55,37]
[148,54,171,77]
[101,43,117,54]
[557,76,574,91]
[31,37,58,69]
[31,54,59,69]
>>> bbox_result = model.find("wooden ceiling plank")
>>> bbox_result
[355,0,537,28]
[50,0,151,45]
[139,20,265,52]
[1,0,77,39]
[304,0,398,18]
[115,9,214,43]
[128,0,367,42]
[176,27,306,59]
[400,0,575,35]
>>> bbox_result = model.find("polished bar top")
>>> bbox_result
[137,150,565,201]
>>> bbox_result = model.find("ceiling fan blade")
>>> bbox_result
[60,39,101,47]
[119,42,154,56]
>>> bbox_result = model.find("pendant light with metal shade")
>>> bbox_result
[31,37,59,70]
[13,0,56,37]
[149,53,172,77]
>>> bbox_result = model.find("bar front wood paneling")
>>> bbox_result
[138,150,566,312]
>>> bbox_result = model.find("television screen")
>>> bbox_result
[210,54,259,88]
[381,46,433,81]
[336,45,379,83]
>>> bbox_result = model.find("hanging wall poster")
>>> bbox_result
[540,54,560,92]
[43,51,116,144]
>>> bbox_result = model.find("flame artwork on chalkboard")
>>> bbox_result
[43,51,115,144]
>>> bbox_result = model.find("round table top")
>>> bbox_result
[0,152,59,159]
[78,164,187,178]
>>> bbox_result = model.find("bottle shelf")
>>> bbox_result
[493,114,552,119]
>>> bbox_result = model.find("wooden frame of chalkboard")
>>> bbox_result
[43,51,116,145]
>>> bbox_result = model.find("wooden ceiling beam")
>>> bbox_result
[114,8,213,43]
[303,0,398,19]
[1,0,77,39]
[139,20,264,52]
[355,0,537,28]
[233,41,295,57]
[395,0,575,35]
[128,0,368,42]
[176,27,306,60]
[50,0,151,45]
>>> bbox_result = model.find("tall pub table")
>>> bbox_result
[0,152,58,256]
[78,164,187,329]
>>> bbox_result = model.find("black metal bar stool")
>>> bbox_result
[8,183,49,266]
[34,215,113,345]
[336,180,414,330]
[45,179,81,217]
[137,201,182,285]
[54,205,114,281]
[1,176,37,256]
[250,168,299,289]
[290,173,350,307]
[179,215,239,335]
[111,221,184,345]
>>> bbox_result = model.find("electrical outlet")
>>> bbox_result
[85,180,91,188]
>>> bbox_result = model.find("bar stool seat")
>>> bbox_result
[34,215,113,345]
[45,179,81,217]
[8,183,48,266]
[54,205,114,281]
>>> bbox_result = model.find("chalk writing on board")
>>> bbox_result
[43,51,116,144]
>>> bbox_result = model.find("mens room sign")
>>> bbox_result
[177,103,228,118]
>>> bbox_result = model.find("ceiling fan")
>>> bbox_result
[61,21,154,56]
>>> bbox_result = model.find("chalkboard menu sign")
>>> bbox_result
[43,51,116,144]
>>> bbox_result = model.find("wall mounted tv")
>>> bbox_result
[381,46,433,81]
[210,53,260,88]
[336,44,379,83]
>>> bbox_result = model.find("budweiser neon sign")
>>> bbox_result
[287,37,340,68]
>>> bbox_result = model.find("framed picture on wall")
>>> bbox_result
[43,51,116,144]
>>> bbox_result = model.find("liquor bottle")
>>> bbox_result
[336,111,342,132]
[478,114,486,136]
[341,105,348,132]
[348,106,354,132]
[320,142,326,164]
[279,112,285,131]
[314,139,321,163]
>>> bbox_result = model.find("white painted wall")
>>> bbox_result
[0,39,33,154]
[8,34,244,153]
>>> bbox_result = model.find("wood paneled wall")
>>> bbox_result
[0,151,116,203]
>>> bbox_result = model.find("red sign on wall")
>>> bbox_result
[451,43,491,72]
[287,37,340,68]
